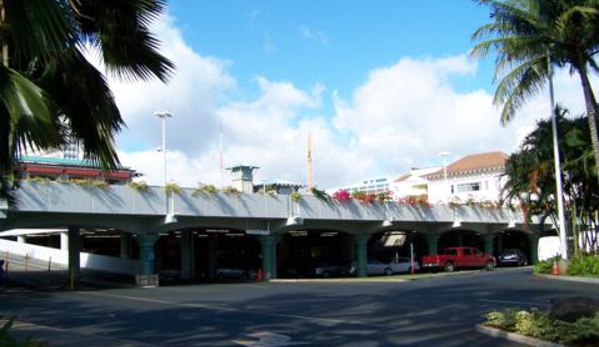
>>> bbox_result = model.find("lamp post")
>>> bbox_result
[154,111,173,187]
[546,53,568,260]
[439,151,450,198]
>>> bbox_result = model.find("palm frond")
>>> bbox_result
[37,48,123,169]
[3,0,76,66]
[70,0,175,82]
[493,56,546,124]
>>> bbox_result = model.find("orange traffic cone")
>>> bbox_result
[551,259,561,275]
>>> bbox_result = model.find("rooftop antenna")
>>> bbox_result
[307,132,313,191]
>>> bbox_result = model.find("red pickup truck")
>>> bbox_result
[421,247,496,272]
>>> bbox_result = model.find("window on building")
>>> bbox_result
[451,185,454,194]
[485,181,489,190]
[457,182,481,193]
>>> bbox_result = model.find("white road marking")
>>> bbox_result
[233,332,309,347]
[80,291,388,328]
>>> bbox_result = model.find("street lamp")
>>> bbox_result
[439,151,450,198]
[546,53,568,260]
[154,111,173,187]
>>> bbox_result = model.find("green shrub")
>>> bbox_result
[534,256,559,274]
[482,309,599,346]
[567,253,599,277]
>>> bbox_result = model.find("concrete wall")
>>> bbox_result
[10,181,527,225]
[0,238,140,274]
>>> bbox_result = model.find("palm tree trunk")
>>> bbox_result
[577,66,599,182]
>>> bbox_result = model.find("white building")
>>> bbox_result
[390,167,441,201]
[424,151,508,204]
[329,177,391,195]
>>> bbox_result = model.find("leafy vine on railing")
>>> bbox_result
[164,182,182,195]
[192,183,219,197]
[222,186,241,195]
[310,187,330,202]
[290,191,302,202]
[61,178,108,189]
[128,181,150,192]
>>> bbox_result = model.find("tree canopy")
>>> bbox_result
[0,0,174,201]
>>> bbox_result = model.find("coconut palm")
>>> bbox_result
[472,0,599,178]
[0,0,174,200]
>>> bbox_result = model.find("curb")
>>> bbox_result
[270,278,408,283]
[535,274,599,284]
[475,324,564,347]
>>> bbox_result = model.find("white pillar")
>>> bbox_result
[60,232,69,251]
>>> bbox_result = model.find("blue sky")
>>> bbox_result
[169,1,493,100]
[108,1,594,188]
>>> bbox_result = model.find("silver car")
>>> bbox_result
[366,257,419,276]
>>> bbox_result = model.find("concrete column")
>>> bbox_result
[483,233,494,255]
[60,232,69,251]
[180,231,195,280]
[353,234,368,278]
[528,233,540,264]
[67,226,81,286]
[425,233,439,255]
[137,234,158,276]
[17,235,26,243]
[259,235,278,279]
[120,232,132,259]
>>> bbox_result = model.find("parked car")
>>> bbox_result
[366,258,419,276]
[311,262,355,278]
[498,249,528,266]
[421,247,496,272]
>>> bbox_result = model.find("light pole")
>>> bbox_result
[439,151,450,197]
[154,111,173,187]
[546,53,568,260]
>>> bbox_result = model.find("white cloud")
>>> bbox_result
[106,16,597,190]
[299,26,329,46]
[102,14,235,156]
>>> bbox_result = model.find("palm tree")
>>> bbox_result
[0,0,174,200]
[472,0,599,178]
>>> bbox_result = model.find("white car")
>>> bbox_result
[366,257,419,276]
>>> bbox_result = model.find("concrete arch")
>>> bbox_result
[493,229,532,265]
[438,228,486,251]
[276,229,355,278]
[367,230,428,264]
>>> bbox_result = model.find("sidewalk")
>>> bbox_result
[536,273,599,284]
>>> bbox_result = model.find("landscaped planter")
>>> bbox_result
[475,324,564,347]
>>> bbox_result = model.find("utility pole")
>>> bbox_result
[307,133,313,191]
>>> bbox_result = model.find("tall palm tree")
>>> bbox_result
[472,0,599,178]
[0,0,174,200]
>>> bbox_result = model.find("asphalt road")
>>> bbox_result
[1,268,596,347]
